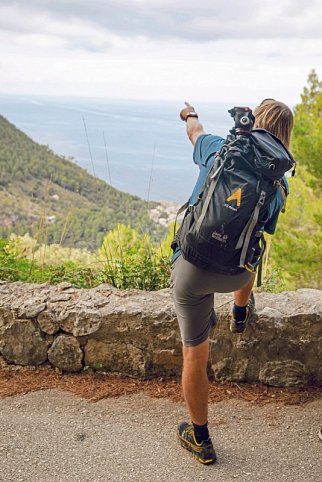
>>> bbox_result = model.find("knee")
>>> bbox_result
[183,339,209,366]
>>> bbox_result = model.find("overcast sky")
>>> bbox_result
[0,0,321,104]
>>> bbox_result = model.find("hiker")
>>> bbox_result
[171,99,294,465]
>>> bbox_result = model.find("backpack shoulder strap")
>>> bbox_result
[173,201,189,238]
[195,163,226,232]
[275,180,287,213]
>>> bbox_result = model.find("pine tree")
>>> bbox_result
[292,69,322,180]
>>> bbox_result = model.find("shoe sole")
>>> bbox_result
[177,434,217,465]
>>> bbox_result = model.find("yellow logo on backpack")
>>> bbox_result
[226,188,242,207]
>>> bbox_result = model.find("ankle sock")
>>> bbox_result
[233,304,247,322]
[192,422,209,443]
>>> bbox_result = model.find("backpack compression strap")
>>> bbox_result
[236,190,266,268]
[256,235,266,287]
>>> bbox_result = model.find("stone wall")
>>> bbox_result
[0,281,321,387]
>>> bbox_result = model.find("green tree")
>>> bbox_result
[268,166,322,290]
[262,70,322,291]
[292,69,322,180]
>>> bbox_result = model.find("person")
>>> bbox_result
[171,99,294,465]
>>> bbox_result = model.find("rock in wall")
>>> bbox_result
[0,281,321,387]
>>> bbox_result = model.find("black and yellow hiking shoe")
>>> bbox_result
[230,291,255,334]
[177,422,217,465]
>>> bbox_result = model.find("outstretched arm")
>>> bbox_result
[180,102,206,146]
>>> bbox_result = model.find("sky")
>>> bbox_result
[0,0,321,105]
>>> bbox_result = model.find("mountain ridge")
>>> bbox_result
[0,114,167,249]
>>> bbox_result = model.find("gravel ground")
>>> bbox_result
[0,390,321,482]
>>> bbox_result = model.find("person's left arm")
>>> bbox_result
[264,177,289,235]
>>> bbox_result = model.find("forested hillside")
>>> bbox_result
[0,115,165,249]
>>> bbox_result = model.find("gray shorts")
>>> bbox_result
[171,255,254,347]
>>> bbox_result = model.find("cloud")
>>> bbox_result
[0,4,126,53]
[1,0,322,43]
[0,0,321,103]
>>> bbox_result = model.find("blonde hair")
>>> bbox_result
[253,100,293,149]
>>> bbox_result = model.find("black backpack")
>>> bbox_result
[173,107,295,277]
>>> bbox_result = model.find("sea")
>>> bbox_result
[0,94,234,203]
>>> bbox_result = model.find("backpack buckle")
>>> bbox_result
[258,190,266,206]
[245,262,256,273]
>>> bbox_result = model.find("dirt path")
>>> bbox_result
[0,369,321,481]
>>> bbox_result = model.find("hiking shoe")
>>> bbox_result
[230,291,255,334]
[177,422,217,465]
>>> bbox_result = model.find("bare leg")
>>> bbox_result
[182,338,209,425]
[234,274,256,306]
